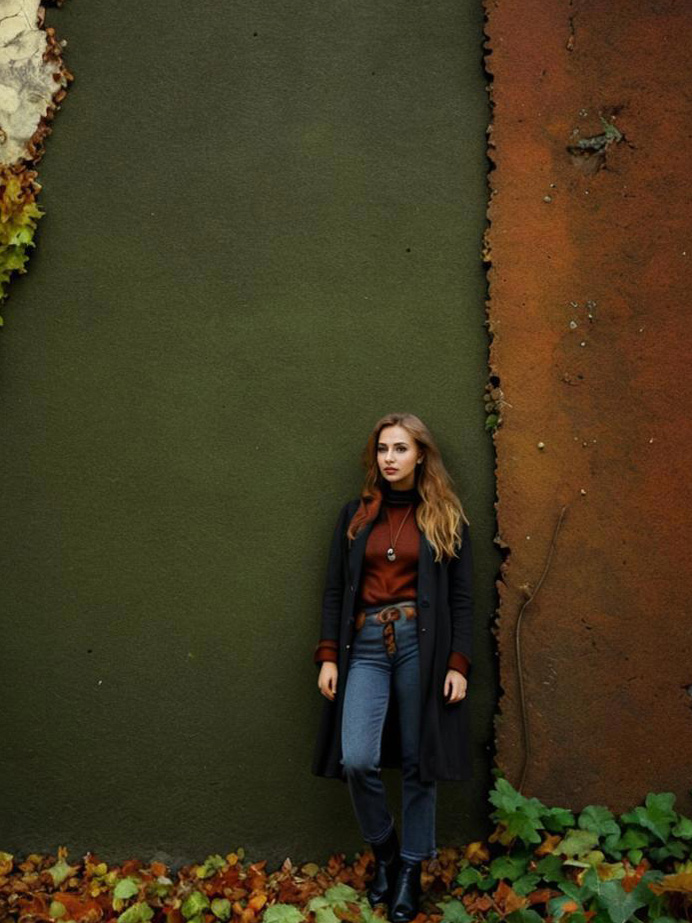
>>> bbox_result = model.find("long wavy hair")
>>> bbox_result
[346,412,470,562]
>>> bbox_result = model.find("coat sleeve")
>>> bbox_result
[447,521,473,677]
[313,501,351,668]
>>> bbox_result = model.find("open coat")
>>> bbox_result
[311,496,474,783]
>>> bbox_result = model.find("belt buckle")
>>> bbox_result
[377,605,400,625]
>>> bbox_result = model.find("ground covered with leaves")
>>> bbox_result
[2,775,691,923]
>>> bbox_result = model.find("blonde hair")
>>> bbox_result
[346,412,470,562]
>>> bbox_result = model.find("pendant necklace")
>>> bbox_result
[385,504,413,561]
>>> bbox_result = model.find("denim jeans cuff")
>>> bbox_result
[400,847,437,862]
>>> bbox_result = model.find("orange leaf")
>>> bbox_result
[527,888,562,905]
[465,894,493,912]
[52,892,104,923]
[162,908,184,923]
[464,842,490,865]
[649,872,692,895]
[535,835,562,857]
[17,894,49,917]
[248,894,267,912]
[493,879,528,914]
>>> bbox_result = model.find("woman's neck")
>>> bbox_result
[381,479,420,506]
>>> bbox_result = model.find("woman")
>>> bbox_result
[312,412,474,923]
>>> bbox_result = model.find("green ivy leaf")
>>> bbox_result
[181,891,211,919]
[489,778,547,813]
[533,854,567,883]
[620,793,677,843]
[543,807,576,833]
[356,902,380,923]
[506,910,543,923]
[649,840,688,862]
[557,880,586,903]
[436,898,473,923]
[578,805,620,840]
[456,866,484,888]
[598,879,651,923]
[113,878,140,901]
[672,814,692,840]
[49,901,67,919]
[211,898,231,920]
[117,902,154,923]
[615,828,650,851]
[47,856,80,887]
[262,906,305,923]
[489,788,546,844]
[195,854,226,878]
[304,896,334,922]
[490,854,529,882]
[554,829,600,858]
[322,884,361,904]
[478,875,499,892]
[512,873,542,896]
[311,907,339,923]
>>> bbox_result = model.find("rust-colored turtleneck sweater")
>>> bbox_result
[357,485,420,607]
[313,482,469,676]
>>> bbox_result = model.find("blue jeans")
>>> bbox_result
[340,600,438,862]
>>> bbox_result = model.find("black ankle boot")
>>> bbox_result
[366,825,402,908]
[389,858,423,923]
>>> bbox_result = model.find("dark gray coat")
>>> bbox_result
[311,497,474,783]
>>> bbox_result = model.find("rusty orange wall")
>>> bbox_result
[484,0,692,813]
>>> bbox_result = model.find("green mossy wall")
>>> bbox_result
[0,0,497,866]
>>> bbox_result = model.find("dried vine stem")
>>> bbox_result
[515,504,569,794]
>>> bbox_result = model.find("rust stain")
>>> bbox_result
[483,0,692,813]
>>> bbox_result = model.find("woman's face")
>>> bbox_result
[376,424,423,490]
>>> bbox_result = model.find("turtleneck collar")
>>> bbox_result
[381,478,421,507]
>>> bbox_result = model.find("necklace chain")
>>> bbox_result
[385,504,413,562]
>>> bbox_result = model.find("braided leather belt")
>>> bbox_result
[354,601,418,655]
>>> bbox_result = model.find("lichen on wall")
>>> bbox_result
[0,0,71,319]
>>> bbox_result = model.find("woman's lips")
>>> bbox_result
[385,468,397,473]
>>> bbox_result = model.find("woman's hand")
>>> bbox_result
[318,662,338,701]
[444,669,467,704]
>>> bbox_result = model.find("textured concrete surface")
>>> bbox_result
[485,0,692,812]
[0,0,494,865]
